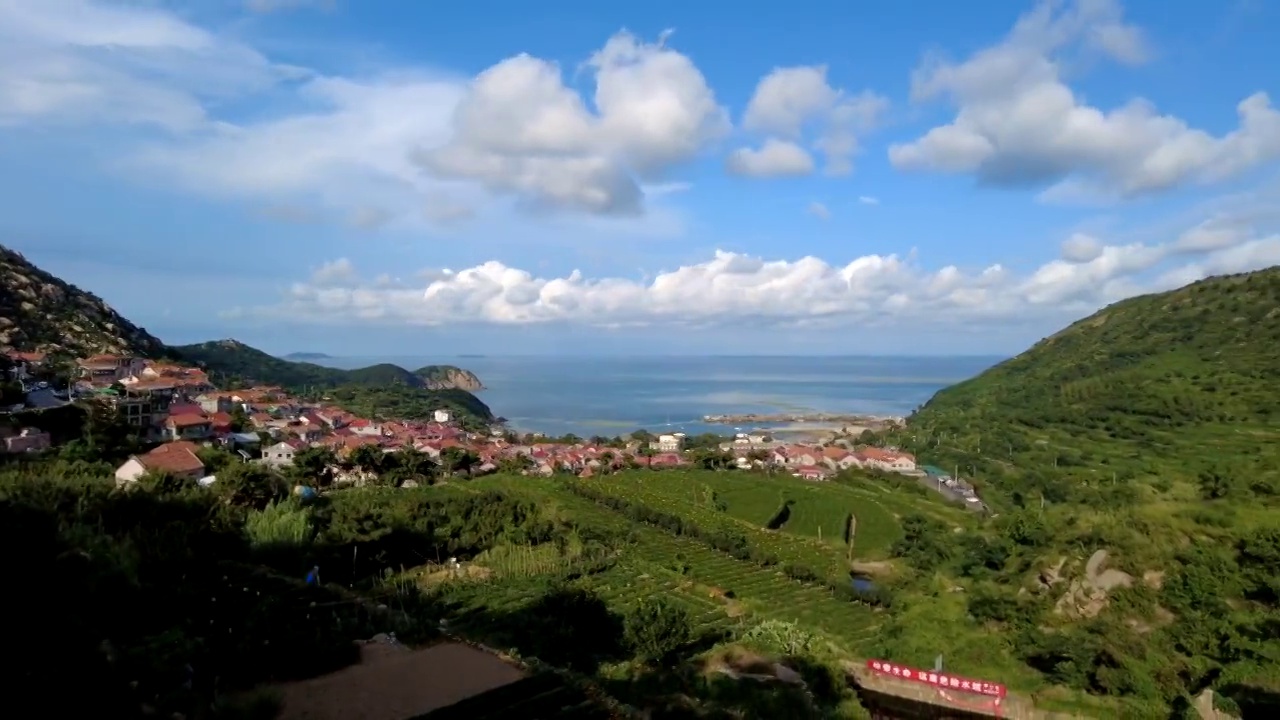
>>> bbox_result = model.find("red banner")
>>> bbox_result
[866,659,1006,698]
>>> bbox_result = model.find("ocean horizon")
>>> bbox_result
[311,355,1004,438]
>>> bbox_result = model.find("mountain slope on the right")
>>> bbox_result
[888,266,1280,716]
[903,266,1280,504]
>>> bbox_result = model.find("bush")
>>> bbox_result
[624,598,694,665]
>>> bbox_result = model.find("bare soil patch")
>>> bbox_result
[275,642,524,720]
[849,560,895,576]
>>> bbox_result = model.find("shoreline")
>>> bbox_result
[702,412,901,427]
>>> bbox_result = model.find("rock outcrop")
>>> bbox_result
[1053,549,1134,619]
[0,244,168,358]
[414,365,484,391]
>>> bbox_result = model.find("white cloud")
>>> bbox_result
[807,201,831,220]
[0,0,294,132]
[888,0,1280,200]
[858,195,880,206]
[1060,232,1104,262]
[733,65,888,178]
[235,216,1280,329]
[246,0,336,13]
[0,4,726,224]
[726,139,815,178]
[310,258,357,287]
[415,30,729,215]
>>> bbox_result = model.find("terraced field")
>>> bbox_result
[464,473,885,650]
[572,470,967,558]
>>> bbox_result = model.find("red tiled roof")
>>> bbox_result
[137,442,205,474]
[167,414,211,428]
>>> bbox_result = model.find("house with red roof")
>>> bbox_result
[114,441,206,485]
[165,414,213,442]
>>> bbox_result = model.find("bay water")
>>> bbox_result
[314,355,1002,438]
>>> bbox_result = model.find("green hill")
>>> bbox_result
[900,267,1280,504]
[883,267,1280,716]
[174,340,494,427]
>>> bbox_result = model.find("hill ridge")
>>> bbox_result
[0,244,168,358]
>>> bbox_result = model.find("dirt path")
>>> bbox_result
[276,642,525,720]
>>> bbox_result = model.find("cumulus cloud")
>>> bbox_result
[1060,233,1104,262]
[415,30,729,215]
[732,65,888,178]
[858,195,880,206]
[726,139,815,178]
[0,4,727,224]
[233,216,1280,329]
[888,0,1280,201]
[807,202,831,220]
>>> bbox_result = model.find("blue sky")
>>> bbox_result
[1,0,1278,356]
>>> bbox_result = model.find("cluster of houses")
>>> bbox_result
[3,351,948,499]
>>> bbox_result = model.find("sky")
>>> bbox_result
[1,0,1279,357]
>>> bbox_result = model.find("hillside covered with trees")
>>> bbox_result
[881,266,1280,716]
[173,340,494,428]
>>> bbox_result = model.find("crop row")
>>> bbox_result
[575,505,882,643]
[576,476,849,572]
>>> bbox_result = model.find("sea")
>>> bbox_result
[312,355,1003,438]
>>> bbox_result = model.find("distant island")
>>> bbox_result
[282,351,334,361]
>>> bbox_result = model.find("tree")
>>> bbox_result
[291,446,338,485]
[498,454,533,475]
[348,443,386,475]
[691,449,735,471]
[228,405,249,432]
[196,447,239,473]
[214,462,289,510]
[439,446,479,477]
[624,598,694,665]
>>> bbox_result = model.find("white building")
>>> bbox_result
[654,434,683,453]
[433,409,451,423]
[261,440,304,467]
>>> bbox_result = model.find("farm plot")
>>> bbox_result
[429,477,882,650]
[574,476,848,574]
[610,526,883,648]
[596,471,907,559]
[467,475,634,532]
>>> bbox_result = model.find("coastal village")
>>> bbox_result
[1,350,984,509]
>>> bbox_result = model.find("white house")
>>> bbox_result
[261,439,305,468]
[433,409,451,423]
[654,434,683,453]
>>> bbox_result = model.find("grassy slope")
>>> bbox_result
[882,267,1280,716]
[900,267,1280,503]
